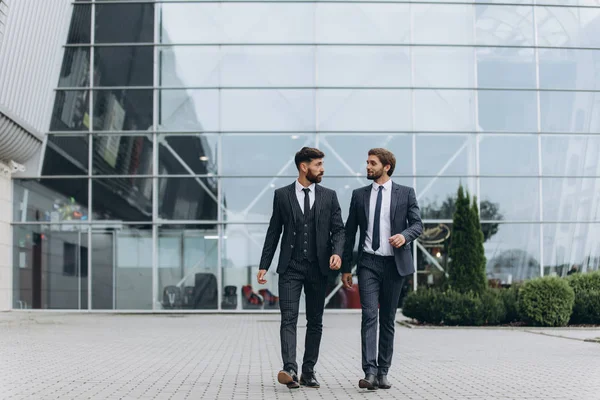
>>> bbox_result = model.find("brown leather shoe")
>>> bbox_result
[277,369,299,389]
[359,373,378,390]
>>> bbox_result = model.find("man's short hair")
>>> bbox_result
[295,147,325,170]
[368,148,397,176]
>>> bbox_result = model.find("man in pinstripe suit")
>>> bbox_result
[257,147,345,389]
[342,148,422,390]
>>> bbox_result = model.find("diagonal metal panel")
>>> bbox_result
[0,113,41,163]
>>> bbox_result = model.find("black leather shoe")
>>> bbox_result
[300,372,320,388]
[278,369,299,389]
[359,373,378,390]
[378,375,391,389]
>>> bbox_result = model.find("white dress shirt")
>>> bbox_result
[364,179,394,256]
[295,180,315,212]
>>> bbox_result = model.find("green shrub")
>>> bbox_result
[402,289,444,324]
[499,285,520,323]
[570,290,600,325]
[566,271,600,294]
[518,277,574,327]
[480,289,507,325]
[402,288,506,326]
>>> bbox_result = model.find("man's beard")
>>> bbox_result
[307,170,323,184]
[367,170,383,181]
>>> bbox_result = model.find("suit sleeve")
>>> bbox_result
[342,191,359,274]
[330,191,345,258]
[400,187,423,244]
[258,191,283,271]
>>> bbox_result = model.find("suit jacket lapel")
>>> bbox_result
[314,184,323,226]
[391,182,400,223]
[363,185,371,223]
[286,183,299,225]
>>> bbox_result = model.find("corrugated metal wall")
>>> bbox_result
[0,0,73,140]
[0,1,8,50]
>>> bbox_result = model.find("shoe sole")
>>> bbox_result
[278,371,294,386]
[300,381,320,389]
[378,385,391,389]
[358,379,378,390]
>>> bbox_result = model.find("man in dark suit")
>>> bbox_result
[342,148,422,390]
[257,147,345,389]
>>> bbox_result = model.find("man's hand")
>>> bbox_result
[257,269,268,285]
[329,254,342,270]
[389,234,406,248]
[342,273,353,289]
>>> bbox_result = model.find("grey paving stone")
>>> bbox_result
[1,313,599,400]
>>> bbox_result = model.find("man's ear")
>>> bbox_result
[299,162,308,173]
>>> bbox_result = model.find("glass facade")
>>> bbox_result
[11,0,600,310]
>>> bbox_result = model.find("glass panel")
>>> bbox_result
[92,225,153,310]
[319,134,412,177]
[160,46,315,87]
[223,90,315,132]
[158,134,218,175]
[477,48,536,89]
[92,178,153,222]
[221,134,316,176]
[94,46,153,87]
[413,47,475,88]
[541,135,600,177]
[480,178,540,221]
[92,135,153,176]
[479,135,538,176]
[67,5,91,44]
[222,224,281,310]
[160,3,314,44]
[416,222,451,290]
[158,178,219,221]
[542,178,600,222]
[12,225,88,310]
[318,90,411,131]
[539,49,600,91]
[317,4,410,44]
[221,177,413,223]
[157,226,218,310]
[57,48,90,88]
[13,179,89,223]
[95,3,154,44]
[318,47,410,87]
[475,5,535,47]
[414,90,476,132]
[159,90,219,132]
[536,6,600,49]
[93,90,153,131]
[413,4,475,45]
[417,177,476,220]
[544,223,600,277]
[50,91,90,132]
[478,90,537,132]
[540,91,600,133]
[484,223,541,284]
[42,135,89,176]
[416,135,476,176]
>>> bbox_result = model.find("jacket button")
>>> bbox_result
[291,245,294,248]
[293,232,296,235]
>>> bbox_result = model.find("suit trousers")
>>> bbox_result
[358,252,405,376]
[278,258,328,374]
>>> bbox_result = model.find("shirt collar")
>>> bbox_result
[372,179,393,191]
[296,180,316,193]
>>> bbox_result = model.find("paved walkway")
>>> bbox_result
[1,312,599,400]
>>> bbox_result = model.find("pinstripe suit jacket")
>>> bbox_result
[342,182,423,277]
[259,182,345,276]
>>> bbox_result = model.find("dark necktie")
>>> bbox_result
[372,186,383,251]
[302,188,310,218]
